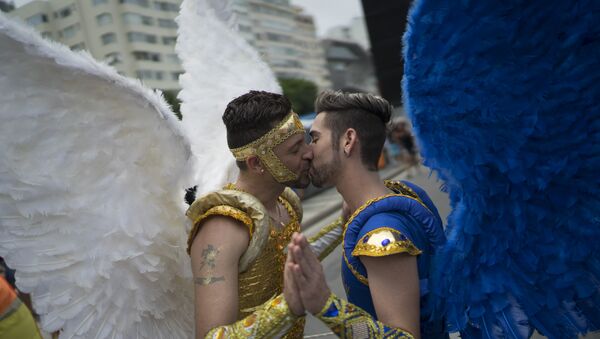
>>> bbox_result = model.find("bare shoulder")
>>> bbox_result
[190,215,250,263]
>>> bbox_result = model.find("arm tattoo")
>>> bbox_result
[194,244,225,285]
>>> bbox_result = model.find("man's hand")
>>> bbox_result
[284,244,305,316]
[289,232,331,314]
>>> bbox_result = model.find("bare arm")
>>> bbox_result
[289,233,416,338]
[361,254,420,338]
[190,216,249,339]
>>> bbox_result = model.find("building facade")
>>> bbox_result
[9,0,184,90]
[325,16,370,51]
[233,0,331,90]
[8,0,330,91]
[322,38,377,94]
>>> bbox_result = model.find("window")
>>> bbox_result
[238,25,251,33]
[55,5,75,19]
[127,32,157,44]
[101,32,117,45]
[70,42,86,51]
[154,1,178,12]
[158,18,177,28]
[41,31,52,39]
[60,24,80,39]
[165,53,179,64]
[265,32,292,43]
[92,0,108,5]
[136,70,164,80]
[26,14,48,26]
[268,45,298,57]
[171,71,182,81]
[260,19,293,33]
[270,58,303,68]
[96,13,113,26]
[161,36,176,45]
[122,13,153,26]
[105,52,122,65]
[120,0,149,7]
[132,51,161,62]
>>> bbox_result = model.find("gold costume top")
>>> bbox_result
[187,186,305,338]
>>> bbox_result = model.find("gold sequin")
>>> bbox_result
[230,112,305,183]
[315,293,414,338]
[341,180,432,286]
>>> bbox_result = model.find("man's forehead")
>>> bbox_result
[310,113,327,132]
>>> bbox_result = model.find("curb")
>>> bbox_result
[302,165,411,229]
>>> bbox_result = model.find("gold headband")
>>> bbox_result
[230,112,305,183]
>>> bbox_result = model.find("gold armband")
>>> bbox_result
[206,294,302,338]
[315,293,414,338]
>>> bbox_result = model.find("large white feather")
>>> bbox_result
[0,14,194,338]
[176,0,282,195]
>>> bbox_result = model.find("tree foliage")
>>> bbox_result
[279,78,318,116]
[162,90,182,120]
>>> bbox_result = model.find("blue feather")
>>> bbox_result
[404,0,600,337]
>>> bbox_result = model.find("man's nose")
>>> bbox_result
[302,145,313,160]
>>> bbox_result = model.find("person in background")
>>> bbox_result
[0,261,43,339]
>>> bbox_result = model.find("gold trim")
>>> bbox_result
[194,205,254,236]
[309,216,344,261]
[351,227,422,257]
[230,113,305,183]
[341,192,431,286]
[343,250,369,285]
[309,216,343,242]
[316,292,338,317]
[384,180,426,206]
[314,292,414,338]
[187,205,254,255]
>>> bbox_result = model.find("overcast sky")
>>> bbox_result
[291,0,364,36]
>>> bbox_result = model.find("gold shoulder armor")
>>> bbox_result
[352,227,422,257]
[186,189,270,272]
[280,187,303,222]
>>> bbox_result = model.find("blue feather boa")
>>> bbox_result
[403,1,600,338]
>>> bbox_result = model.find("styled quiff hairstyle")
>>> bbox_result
[222,91,292,169]
[315,90,392,171]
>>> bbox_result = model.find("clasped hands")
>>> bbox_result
[283,232,332,316]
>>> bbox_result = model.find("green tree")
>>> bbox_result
[279,78,318,116]
[163,90,182,120]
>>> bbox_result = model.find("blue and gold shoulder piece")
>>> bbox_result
[352,227,422,257]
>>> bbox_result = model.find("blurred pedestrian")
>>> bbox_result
[0,264,42,339]
[387,117,420,166]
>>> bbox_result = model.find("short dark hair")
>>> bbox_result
[315,90,392,170]
[222,91,292,169]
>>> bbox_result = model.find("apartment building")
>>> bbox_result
[9,0,183,90]
[9,0,330,91]
[233,0,331,90]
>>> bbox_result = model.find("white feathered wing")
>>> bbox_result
[176,0,282,195]
[0,14,195,338]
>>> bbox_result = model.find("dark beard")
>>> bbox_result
[282,171,311,189]
[310,153,341,188]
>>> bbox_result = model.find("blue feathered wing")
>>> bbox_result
[403,1,600,338]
